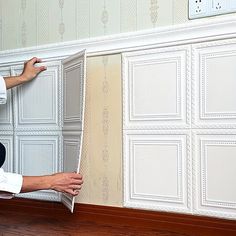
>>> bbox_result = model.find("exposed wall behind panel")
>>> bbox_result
[76,54,122,206]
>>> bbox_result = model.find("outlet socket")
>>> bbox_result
[212,0,228,12]
[189,0,236,19]
[189,0,208,19]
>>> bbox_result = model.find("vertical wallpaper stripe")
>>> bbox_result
[0,0,190,51]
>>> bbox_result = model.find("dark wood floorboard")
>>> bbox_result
[0,199,236,236]
[0,211,190,236]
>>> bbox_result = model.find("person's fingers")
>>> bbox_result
[69,173,83,179]
[36,66,47,72]
[69,185,82,190]
[66,189,79,196]
[28,57,42,65]
[69,178,83,185]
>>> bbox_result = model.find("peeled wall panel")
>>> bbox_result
[63,52,85,132]
[63,133,81,173]
[62,50,86,212]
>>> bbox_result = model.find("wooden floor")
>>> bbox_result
[0,211,187,236]
[0,199,236,236]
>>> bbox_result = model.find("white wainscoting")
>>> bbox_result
[123,38,236,219]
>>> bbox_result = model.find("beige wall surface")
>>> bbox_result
[0,0,188,51]
[76,54,123,206]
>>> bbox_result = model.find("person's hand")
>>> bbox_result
[20,57,47,83]
[49,172,83,196]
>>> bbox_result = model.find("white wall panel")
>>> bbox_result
[193,130,236,219]
[123,46,190,129]
[192,39,236,128]
[14,133,61,175]
[15,132,62,202]
[124,130,191,213]
[12,61,62,131]
[0,67,13,130]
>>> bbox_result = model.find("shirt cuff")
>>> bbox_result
[0,170,23,194]
[0,75,7,104]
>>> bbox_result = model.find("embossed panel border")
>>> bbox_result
[14,131,62,202]
[123,46,191,130]
[12,62,62,131]
[124,130,191,213]
[193,130,236,219]
[192,39,236,129]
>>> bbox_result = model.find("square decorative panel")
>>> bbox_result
[192,39,236,128]
[14,132,62,202]
[14,133,61,176]
[124,130,191,213]
[123,46,190,129]
[193,130,236,219]
[12,61,62,131]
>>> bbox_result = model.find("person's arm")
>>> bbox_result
[3,57,46,89]
[0,172,83,198]
[21,173,83,196]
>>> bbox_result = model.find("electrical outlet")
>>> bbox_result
[189,0,208,19]
[211,0,228,12]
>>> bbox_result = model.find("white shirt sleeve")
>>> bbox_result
[0,168,23,199]
[0,76,7,105]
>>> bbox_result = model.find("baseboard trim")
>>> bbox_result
[0,198,235,236]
